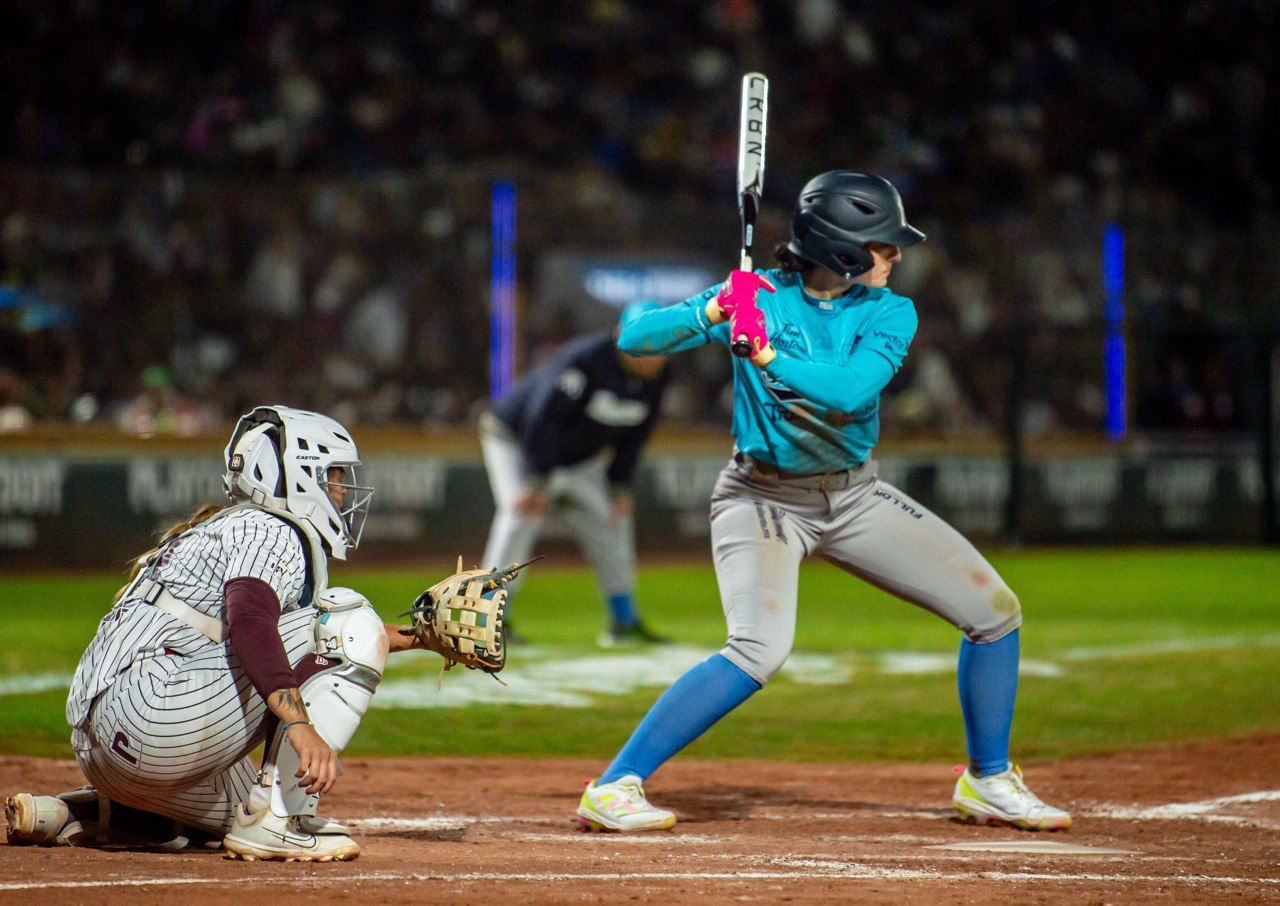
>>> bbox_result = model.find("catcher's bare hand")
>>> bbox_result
[288,722,338,795]
[393,624,427,652]
[401,621,450,660]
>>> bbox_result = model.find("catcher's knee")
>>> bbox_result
[314,586,389,679]
[256,588,387,818]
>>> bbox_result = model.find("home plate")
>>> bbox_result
[926,841,1138,855]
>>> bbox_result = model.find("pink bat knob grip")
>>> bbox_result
[716,270,775,357]
[730,297,771,361]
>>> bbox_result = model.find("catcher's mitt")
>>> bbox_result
[404,555,538,683]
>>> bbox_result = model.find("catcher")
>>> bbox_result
[3,405,522,862]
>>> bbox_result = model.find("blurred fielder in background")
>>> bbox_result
[480,302,671,646]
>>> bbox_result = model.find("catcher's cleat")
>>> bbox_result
[577,775,676,832]
[5,794,71,845]
[597,619,671,648]
[5,787,215,850]
[223,804,360,862]
[953,764,1072,831]
[294,814,352,836]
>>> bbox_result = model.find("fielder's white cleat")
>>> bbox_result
[4,794,71,845]
[223,804,360,862]
[953,764,1072,831]
[577,775,676,832]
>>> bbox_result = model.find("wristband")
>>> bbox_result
[281,720,311,734]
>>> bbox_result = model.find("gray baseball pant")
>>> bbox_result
[712,457,1022,685]
[480,423,635,599]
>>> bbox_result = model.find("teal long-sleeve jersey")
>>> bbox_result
[617,268,917,474]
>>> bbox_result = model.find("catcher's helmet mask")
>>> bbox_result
[787,170,925,280]
[224,405,373,560]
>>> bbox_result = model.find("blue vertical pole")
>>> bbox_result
[1103,222,1126,441]
[490,181,517,400]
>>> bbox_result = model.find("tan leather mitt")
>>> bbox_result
[405,556,538,681]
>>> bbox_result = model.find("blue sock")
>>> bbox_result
[600,654,761,783]
[957,629,1019,777]
[607,593,638,627]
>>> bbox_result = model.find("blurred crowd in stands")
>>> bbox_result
[1,0,1275,436]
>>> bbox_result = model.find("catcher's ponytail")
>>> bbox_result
[112,503,229,605]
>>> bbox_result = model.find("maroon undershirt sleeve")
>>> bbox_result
[225,576,298,701]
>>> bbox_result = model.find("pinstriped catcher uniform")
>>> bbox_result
[66,505,320,833]
[4,405,415,861]
[9,404,524,859]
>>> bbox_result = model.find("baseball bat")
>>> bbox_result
[731,71,769,358]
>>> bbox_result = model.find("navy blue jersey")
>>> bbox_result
[492,331,668,486]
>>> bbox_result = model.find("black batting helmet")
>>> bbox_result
[787,170,925,279]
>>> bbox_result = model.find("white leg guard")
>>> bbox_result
[259,589,388,818]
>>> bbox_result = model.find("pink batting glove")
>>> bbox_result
[709,269,776,322]
[730,296,774,363]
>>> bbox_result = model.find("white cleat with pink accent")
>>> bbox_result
[953,764,1072,831]
[577,775,676,832]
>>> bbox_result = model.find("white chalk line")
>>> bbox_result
[480,833,1183,860]
[7,632,1280,704]
[1083,788,1280,830]
[2,865,1275,892]
[346,809,957,831]
[1107,788,1280,818]
[1062,633,1280,661]
[0,671,73,696]
[9,796,1277,892]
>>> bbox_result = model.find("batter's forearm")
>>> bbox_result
[617,303,714,356]
[763,350,896,413]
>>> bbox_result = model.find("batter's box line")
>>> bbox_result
[3,868,1278,892]
[1081,788,1280,831]
[436,830,1200,862]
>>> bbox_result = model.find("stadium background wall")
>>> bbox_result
[0,429,1273,569]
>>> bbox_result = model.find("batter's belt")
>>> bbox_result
[733,452,876,491]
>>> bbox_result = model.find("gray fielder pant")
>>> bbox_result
[712,456,1022,685]
[480,417,635,600]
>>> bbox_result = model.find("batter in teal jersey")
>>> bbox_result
[576,170,1072,833]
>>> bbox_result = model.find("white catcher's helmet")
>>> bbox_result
[223,405,373,560]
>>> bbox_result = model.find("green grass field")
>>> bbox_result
[2,548,1278,763]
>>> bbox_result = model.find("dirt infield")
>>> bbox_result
[3,735,1279,904]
